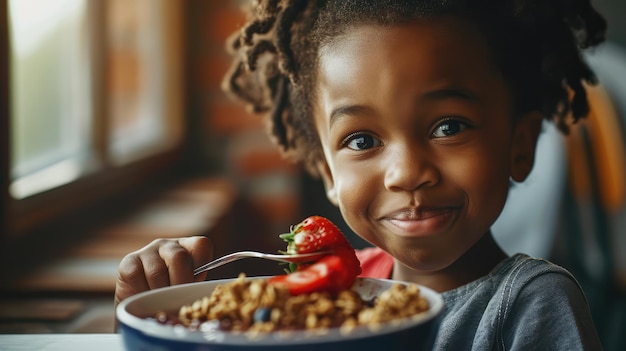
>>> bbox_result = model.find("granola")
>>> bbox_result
[154,274,429,335]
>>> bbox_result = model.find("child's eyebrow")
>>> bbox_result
[329,104,373,128]
[328,88,480,128]
[423,87,480,103]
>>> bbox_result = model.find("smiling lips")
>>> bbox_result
[382,207,460,237]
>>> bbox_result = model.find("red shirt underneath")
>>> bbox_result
[356,247,394,279]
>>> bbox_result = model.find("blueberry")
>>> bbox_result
[253,307,272,323]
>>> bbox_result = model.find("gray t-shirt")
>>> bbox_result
[429,254,602,350]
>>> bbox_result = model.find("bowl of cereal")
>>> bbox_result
[116,275,443,350]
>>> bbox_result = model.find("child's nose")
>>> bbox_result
[383,147,440,192]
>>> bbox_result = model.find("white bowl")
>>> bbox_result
[116,277,443,350]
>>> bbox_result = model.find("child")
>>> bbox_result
[116,0,606,348]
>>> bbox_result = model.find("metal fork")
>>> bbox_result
[193,250,332,276]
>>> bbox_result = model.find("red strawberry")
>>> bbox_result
[278,215,353,254]
[269,216,361,295]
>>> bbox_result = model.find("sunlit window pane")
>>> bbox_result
[8,0,93,199]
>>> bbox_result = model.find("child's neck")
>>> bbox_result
[392,232,508,292]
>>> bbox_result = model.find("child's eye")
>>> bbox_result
[343,133,382,151]
[431,119,468,138]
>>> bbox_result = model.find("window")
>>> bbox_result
[5,0,185,236]
[9,0,93,199]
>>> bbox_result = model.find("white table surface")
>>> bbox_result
[0,334,123,351]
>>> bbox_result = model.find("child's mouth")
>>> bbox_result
[381,207,460,238]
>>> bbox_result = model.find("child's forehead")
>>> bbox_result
[318,17,495,73]
[320,16,488,54]
[314,18,512,119]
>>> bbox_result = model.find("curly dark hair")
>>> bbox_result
[222,0,607,175]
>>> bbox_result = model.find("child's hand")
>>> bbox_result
[114,236,213,307]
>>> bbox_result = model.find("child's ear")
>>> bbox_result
[316,160,338,206]
[510,111,543,182]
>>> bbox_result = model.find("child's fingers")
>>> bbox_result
[115,252,152,307]
[114,237,212,307]
[177,236,213,282]
[155,238,196,286]
[143,237,211,287]
[153,237,213,285]
[142,241,175,289]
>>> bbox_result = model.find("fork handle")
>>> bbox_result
[192,251,329,276]
[193,252,250,276]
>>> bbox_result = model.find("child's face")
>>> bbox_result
[312,17,540,275]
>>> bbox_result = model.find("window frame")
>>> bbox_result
[2,0,189,239]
